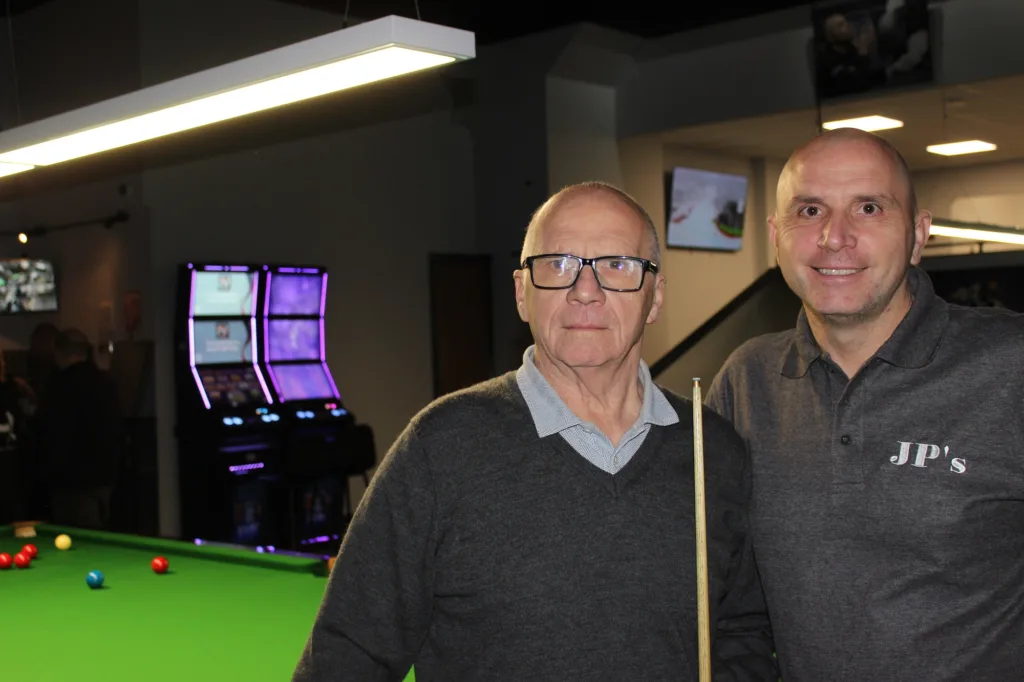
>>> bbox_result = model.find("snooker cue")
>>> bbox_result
[692,378,711,682]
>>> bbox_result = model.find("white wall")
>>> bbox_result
[915,159,1024,228]
[546,77,624,190]
[618,27,816,139]
[914,159,1024,256]
[0,176,149,363]
[143,109,476,536]
[617,0,1024,138]
[620,139,778,364]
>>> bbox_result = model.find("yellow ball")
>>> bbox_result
[54,534,71,550]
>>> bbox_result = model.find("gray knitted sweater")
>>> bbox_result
[293,372,777,681]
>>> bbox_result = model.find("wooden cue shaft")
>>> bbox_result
[692,378,711,682]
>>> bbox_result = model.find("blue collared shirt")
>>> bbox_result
[515,345,679,474]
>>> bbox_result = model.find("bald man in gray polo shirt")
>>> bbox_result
[707,129,1024,681]
[294,181,778,681]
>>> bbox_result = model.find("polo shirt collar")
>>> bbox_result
[779,266,949,378]
[874,266,949,368]
[516,345,678,438]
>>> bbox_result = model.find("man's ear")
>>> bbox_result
[646,273,665,325]
[910,210,931,265]
[513,269,529,322]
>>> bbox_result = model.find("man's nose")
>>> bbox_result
[818,214,857,252]
[568,264,605,303]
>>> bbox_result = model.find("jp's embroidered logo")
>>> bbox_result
[891,441,967,473]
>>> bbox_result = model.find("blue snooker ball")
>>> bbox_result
[86,570,104,589]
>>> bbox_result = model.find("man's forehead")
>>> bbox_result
[541,193,641,232]
[781,144,904,197]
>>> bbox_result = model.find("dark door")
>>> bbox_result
[429,254,494,398]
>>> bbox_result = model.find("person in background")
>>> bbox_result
[19,321,60,518]
[0,347,31,522]
[707,128,1024,681]
[293,182,776,681]
[26,322,59,402]
[35,328,122,530]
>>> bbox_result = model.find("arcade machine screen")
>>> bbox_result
[266,319,321,362]
[190,318,269,412]
[192,271,255,316]
[189,269,268,412]
[198,367,267,410]
[193,320,253,364]
[267,273,322,315]
[269,363,337,401]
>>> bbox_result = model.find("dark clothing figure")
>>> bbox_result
[0,378,29,523]
[36,359,122,529]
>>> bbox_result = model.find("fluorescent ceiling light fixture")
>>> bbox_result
[822,115,903,132]
[930,218,1024,245]
[926,140,996,156]
[0,162,32,178]
[0,16,474,170]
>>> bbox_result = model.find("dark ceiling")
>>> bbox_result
[1,0,811,43]
[280,0,811,43]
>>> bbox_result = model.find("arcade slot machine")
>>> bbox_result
[174,263,286,548]
[258,264,374,553]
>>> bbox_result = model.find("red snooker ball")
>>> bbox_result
[0,553,11,569]
[13,552,30,568]
[21,544,37,558]
[151,556,168,574]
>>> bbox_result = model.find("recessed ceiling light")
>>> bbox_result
[926,140,997,156]
[822,115,904,132]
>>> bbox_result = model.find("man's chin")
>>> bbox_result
[807,301,878,327]
[552,345,614,369]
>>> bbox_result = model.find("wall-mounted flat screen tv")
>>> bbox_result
[666,167,748,252]
[0,258,58,313]
[812,0,934,100]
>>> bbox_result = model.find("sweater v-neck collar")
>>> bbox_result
[494,372,674,496]
[544,424,667,497]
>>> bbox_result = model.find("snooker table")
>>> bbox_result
[1,524,416,682]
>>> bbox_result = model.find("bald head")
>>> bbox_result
[521,182,661,265]
[779,128,917,223]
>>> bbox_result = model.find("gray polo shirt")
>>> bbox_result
[707,266,1024,682]
[516,345,679,474]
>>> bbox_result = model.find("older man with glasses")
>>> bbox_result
[293,181,777,682]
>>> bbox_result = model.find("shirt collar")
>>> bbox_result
[516,345,679,437]
[780,266,949,378]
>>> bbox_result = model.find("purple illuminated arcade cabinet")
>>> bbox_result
[258,264,375,553]
[174,263,287,547]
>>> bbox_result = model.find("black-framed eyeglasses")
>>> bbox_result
[521,254,659,292]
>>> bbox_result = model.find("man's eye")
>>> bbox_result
[861,203,881,215]
[799,206,821,218]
